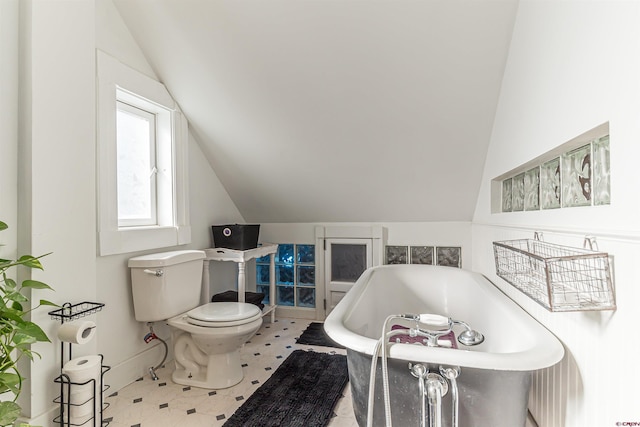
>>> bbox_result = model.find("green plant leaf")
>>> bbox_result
[16,256,43,270]
[0,308,25,324]
[17,322,50,343]
[0,372,20,392]
[37,299,58,308]
[1,278,16,290]
[5,291,27,304]
[12,332,36,346]
[20,280,53,291]
[0,222,7,231]
[0,400,21,427]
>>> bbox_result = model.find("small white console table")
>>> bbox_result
[202,243,278,322]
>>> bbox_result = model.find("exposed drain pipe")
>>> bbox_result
[409,364,428,427]
[425,373,448,427]
[144,322,168,380]
[440,366,460,427]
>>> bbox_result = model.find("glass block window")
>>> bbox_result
[498,133,610,212]
[256,244,315,308]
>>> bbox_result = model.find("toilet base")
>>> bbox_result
[172,350,244,389]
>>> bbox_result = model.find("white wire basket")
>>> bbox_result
[493,236,615,312]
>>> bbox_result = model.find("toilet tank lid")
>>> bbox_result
[128,250,206,268]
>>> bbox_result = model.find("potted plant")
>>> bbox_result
[0,220,56,427]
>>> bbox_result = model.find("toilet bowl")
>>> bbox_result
[167,302,263,389]
[128,250,264,390]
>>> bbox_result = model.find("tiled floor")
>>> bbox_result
[103,317,358,427]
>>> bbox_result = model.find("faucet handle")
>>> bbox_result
[417,314,450,328]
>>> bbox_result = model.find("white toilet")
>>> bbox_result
[128,250,263,389]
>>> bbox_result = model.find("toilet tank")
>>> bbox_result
[128,250,206,322]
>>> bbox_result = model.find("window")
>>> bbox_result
[116,100,157,227]
[256,244,315,308]
[97,50,191,255]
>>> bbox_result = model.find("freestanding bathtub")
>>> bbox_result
[324,264,564,427]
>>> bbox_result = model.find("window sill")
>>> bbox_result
[118,225,176,231]
[98,225,191,256]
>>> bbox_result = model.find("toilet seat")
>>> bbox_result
[186,302,262,327]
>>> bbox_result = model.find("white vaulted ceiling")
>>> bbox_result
[113,0,518,223]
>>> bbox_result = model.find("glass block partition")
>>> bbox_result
[256,244,315,308]
[499,134,609,213]
[384,245,461,268]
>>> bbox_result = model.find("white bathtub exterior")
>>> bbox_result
[325,264,565,372]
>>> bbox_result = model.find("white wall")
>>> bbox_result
[0,0,21,410]
[20,1,97,422]
[14,1,244,425]
[0,0,18,255]
[473,2,640,426]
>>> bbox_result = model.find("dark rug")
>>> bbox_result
[296,322,345,349]
[223,350,349,427]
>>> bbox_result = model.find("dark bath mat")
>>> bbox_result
[223,350,349,427]
[296,322,345,349]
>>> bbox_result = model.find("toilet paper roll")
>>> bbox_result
[62,355,102,425]
[62,412,92,426]
[67,387,93,403]
[62,355,102,383]
[68,394,94,418]
[57,320,96,345]
[62,386,97,421]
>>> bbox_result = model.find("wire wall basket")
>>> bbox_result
[493,234,615,312]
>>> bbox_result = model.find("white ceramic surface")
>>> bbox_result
[325,264,564,371]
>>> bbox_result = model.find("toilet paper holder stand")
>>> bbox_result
[49,301,110,427]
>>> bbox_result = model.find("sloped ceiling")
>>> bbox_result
[113,0,518,223]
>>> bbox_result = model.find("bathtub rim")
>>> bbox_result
[324,264,565,372]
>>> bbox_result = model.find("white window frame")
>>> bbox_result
[97,50,191,256]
